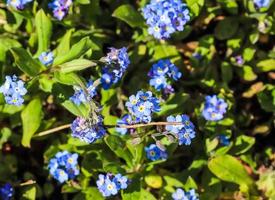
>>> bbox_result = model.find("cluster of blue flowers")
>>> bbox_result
[142,0,190,39]
[0,75,27,106]
[0,183,13,200]
[165,114,196,145]
[48,151,79,183]
[101,47,130,89]
[39,51,54,66]
[7,0,32,10]
[49,0,72,20]
[148,59,181,92]
[71,116,106,144]
[96,173,129,197]
[172,188,198,200]
[125,90,160,123]
[202,95,228,121]
[70,80,97,105]
[145,144,168,161]
[254,0,270,8]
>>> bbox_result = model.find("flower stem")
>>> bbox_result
[33,124,71,138]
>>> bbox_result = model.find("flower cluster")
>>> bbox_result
[71,116,106,144]
[145,144,168,161]
[39,51,54,66]
[0,183,13,200]
[7,0,32,10]
[101,47,130,89]
[125,91,160,123]
[202,95,228,121]
[48,151,79,183]
[0,75,27,106]
[148,59,182,92]
[165,114,196,145]
[70,80,97,105]
[49,0,72,20]
[172,188,198,200]
[96,173,129,197]
[142,0,190,39]
[254,0,270,8]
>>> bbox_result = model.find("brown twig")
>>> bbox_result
[33,122,182,138]
[33,124,71,138]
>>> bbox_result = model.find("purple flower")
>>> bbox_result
[71,116,106,144]
[7,0,32,10]
[101,47,130,89]
[0,75,27,106]
[142,0,190,39]
[202,95,228,121]
[49,0,72,20]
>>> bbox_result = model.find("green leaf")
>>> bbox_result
[145,174,163,189]
[62,100,90,118]
[54,72,84,86]
[10,48,44,76]
[104,135,133,168]
[208,155,254,188]
[112,4,145,28]
[55,29,74,56]
[57,59,97,73]
[257,85,275,112]
[22,185,36,200]
[237,65,257,81]
[0,36,21,62]
[0,127,12,149]
[21,98,43,147]
[230,135,255,155]
[214,17,239,40]
[186,0,205,16]
[35,9,52,56]
[256,59,275,72]
[53,37,92,65]
[122,189,156,200]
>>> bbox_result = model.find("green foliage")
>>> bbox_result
[0,0,274,199]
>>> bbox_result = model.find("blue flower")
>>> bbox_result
[202,95,228,121]
[148,59,181,92]
[49,0,72,20]
[70,80,97,105]
[165,114,196,145]
[113,174,129,190]
[254,0,270,8]
[96,173,129,197]
[218,134,230,146]
[150,76,167,91]
[71,116,106,144]
[125,90,160,123]
[142,0,190,39]
[172,188,199,200]
[100,47,130,90]
[116,114,133,135]
[7,0,32,10]
[145,144,168,161]
[39,51,54,66]
[0,75,27,106]
[0,183,13,200]
[48,151,79,183]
